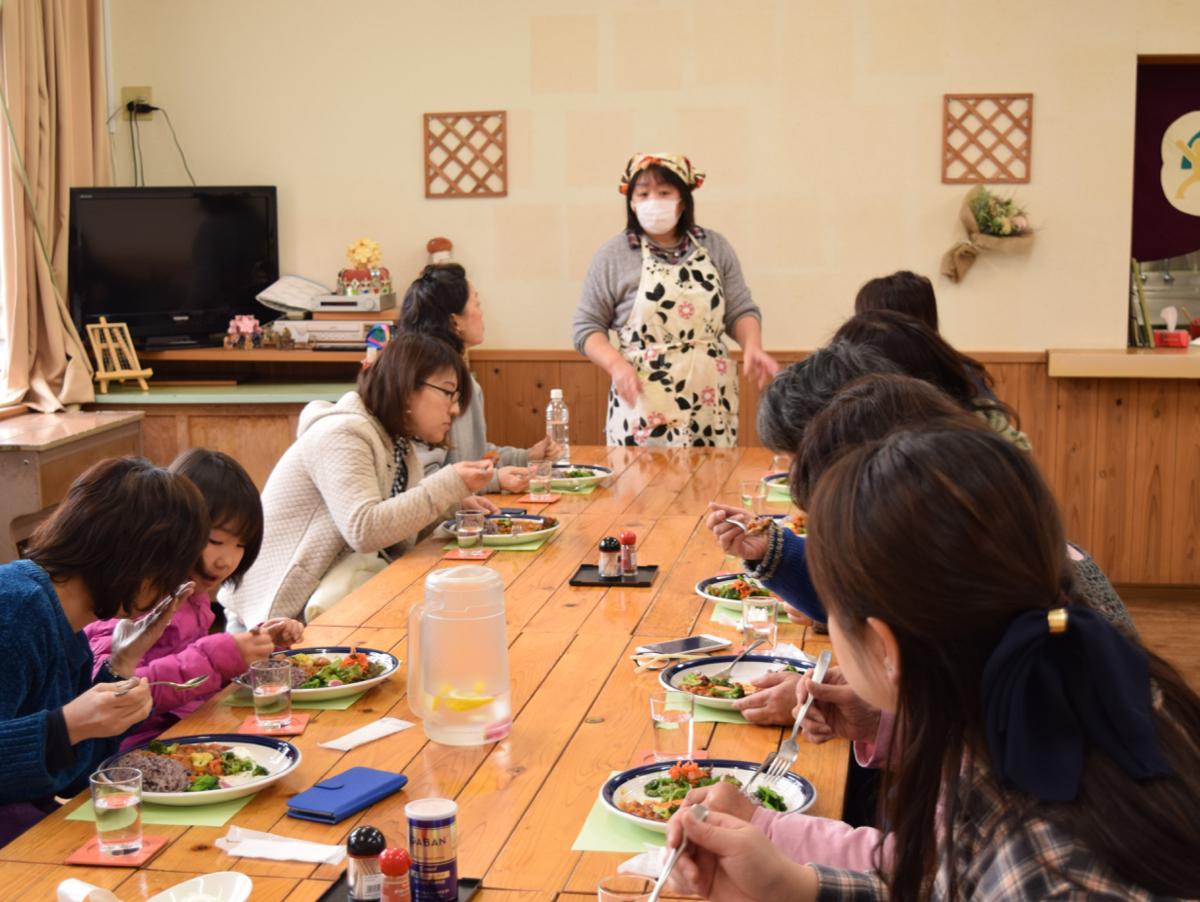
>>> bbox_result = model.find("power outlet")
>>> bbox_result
[120,86,155,121]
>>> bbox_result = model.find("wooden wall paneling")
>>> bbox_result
[1169,381,1200,584]
[186,414,297,489]
[558,360,604,447]
[1090,380,1139,580]
[482,361,560,449]
[1127,381,1181,583]
[985,363,1021,411]
[1015,363,1059,479]
[1052,379,1099,552]
[140,414,182,467]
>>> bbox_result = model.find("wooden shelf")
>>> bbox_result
[1048,347,1200,379]
[138,348,364,363]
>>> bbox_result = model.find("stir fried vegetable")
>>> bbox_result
[289,652,383,689]
[679,671,756,699]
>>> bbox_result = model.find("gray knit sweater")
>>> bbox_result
[571,228,761,353]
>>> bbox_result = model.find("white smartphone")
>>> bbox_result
[635,634,732,656]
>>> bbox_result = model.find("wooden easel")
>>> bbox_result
[86,317,153,393]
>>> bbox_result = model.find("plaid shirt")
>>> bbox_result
[812,760,1172,901]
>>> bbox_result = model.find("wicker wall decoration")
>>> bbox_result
[942,94,1033,184]
[423,110,507,199]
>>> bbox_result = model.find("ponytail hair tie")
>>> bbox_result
[981,604,1170,801]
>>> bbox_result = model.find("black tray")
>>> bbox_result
[569,563,659,588]
[317,875,480,902]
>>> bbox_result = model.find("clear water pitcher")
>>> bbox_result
[408,565,512,746]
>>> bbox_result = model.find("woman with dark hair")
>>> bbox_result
[398,263,560,492]
[573,153,778,446]
[87,449,303,749]
[832,309,1026,448]
[0,457,209,844]
[853,270,939,331]
[222,331,497,627]
[667,426,1200,900]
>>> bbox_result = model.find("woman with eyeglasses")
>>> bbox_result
[398,264,561,492]
[221,331,497,627]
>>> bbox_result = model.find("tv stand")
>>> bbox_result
[142,335,210,350]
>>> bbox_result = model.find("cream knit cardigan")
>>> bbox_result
[221,391,469,625]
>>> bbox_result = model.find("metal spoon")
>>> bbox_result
[709,637,766,681]
[113,674,210,696]
[648,803,709,902]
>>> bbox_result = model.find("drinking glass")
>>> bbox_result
[455,510,486,555]
[742,597,779,650]
[740,480,767,514]
[528,460,552,495]
[649,689,694,762]
[250,659,293,728]
[770,452,790,474]
[90,767,142,855]
[597,875,653,902]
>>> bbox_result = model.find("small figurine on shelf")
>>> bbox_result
[338,238,393,297]
[225,315,262,350]
[427,236,453,264]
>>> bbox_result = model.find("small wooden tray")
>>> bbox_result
[569,564,659,588]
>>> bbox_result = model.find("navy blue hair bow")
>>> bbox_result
[981,605,1171,801]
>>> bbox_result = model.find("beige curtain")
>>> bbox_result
[0,0,107,411]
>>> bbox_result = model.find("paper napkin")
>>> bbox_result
[318,716,414,751]
[215,826,346,864]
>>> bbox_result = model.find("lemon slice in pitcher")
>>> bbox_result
[429,684,496,713]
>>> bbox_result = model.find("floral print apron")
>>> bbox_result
[606,238,738,446]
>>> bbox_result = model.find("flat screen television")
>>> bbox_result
[68,186,279,347]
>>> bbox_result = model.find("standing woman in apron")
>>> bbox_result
[573,153,779,446]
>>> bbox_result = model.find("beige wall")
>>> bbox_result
[105,0,1200,351]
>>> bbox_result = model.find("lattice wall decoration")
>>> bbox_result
[424,110,507,199]
[942,94,1033,184]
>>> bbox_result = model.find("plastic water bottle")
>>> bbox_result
[546,388,570,465]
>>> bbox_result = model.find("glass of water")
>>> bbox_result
[649,689,694,763]
[250,659,293,728]
[597,875,653,901]
[742,597,779,650]
[91,767,142,855]
[740,480,767,514]
[770,452,790,474]
[455,509,486,554]
[528,460,553,496]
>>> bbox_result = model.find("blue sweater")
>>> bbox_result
[0,560,120,803]
[756,530,827,623]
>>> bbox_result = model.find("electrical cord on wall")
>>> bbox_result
[125,100,196,187]
[159,107,196,186]
[131,106,144,185]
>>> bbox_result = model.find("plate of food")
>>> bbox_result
[660,654,814,709]
[233,646,400,702]
[694,573,777,604]
[601,758,815,833]
[102,733,301,806]
[441,514,561,547]
[761,471,789,491]
[549,463,612,489]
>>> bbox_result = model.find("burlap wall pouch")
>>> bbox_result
[941,186,1035,283]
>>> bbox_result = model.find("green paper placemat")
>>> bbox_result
[553,483,599,495]
[571,793,665,852]
[221,688,367,710]
[68,794,254,827]
[709,602,792,625]
[693,704,749,724]
[442,535,549,553]
[766,484,791,500]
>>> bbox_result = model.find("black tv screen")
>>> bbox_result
[68,186,279,347]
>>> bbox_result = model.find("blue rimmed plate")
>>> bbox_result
[761,471,789,490]
[660,654,814,710]
[441,514,561,547]
[549,463,612,490]
[694,573,778,605]
[600,757,816,833]
[234,646,400,701]
[101,733,301,806]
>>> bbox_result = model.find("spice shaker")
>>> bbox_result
[618,531,637,576]
[347,825,387,901]
[380,846,412,902]
[406,797,458,901]
[598,536,621,578]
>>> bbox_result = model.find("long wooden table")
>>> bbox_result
[0,447,847,901]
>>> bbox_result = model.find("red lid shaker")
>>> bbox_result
[618,531,637,576]
[380,847,412,902]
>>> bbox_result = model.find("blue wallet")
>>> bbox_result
[286,767,408,825]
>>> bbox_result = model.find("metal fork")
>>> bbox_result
[743,650,832,795]
[647,803,708,902]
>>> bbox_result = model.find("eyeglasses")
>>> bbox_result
[423,382,460,404]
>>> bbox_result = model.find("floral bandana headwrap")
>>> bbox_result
[618,153,705,194]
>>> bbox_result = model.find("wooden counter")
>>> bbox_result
[1048,347,1200,379]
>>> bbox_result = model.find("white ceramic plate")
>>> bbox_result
[600,758,816,834]
[761,471,789,491]
[549,463,612,489]
[234,646,399,701]
[146,871,253,902]
[659,654,814,710]
[693,573,778,605]
[442,514,561,547]
[101,734,301,806]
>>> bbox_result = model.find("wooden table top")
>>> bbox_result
[0,446,846,900]
[0,410,144,451]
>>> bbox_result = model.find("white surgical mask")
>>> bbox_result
[634,198,681,235]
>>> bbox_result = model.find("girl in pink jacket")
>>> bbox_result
[86,449,303,749]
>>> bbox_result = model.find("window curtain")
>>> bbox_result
[0,0,107,411]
